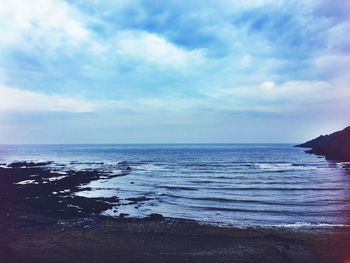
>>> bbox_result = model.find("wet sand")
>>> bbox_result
[1,162,350,263]
[2,215,350,263]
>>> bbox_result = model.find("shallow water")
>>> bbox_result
[1,144,350,228]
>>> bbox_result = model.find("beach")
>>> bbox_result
[2,212,350,262]
[1,156,350,262]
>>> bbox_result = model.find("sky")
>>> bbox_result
[0,0,349,143]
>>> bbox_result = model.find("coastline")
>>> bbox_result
[2,214,350,263]
[1,160,350,262]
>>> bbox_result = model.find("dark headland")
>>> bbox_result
[1,159,350,262]
[296,126,350,161]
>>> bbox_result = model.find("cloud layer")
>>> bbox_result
[0,0,349,143]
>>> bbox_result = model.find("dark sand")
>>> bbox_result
[1,162,350,263]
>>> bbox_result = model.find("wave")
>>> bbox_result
[70,161,104,165]
[180,205,345,216]
[269,222,350,228]
[159,185,345,191]
[164,194,347,207]
[203,186,345,191]
[159,185,198,191]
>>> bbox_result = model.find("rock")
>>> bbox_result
[117,161,132,173]
[148,213,164,220]
[7,161,52,168]
[119,213,129,218]
[296,126,350,161]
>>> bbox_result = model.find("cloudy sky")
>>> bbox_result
[0,0,349,143]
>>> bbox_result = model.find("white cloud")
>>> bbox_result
[0,0,207,71]
[137,97,204,111]
[0,84,203,113]
[260,80,331,97]
[326,21,350,52]
[201,79,337,113]
[205,80,330,98]
[261,81,276,90]
[311,54,350,79]
[221,0,285,10]
[240,55,253,68]
[0,85,110,112]
[115,31,205,68]
[0,76,348,119]
[0,0,94,54]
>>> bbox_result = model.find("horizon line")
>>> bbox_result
[0,142,299,145]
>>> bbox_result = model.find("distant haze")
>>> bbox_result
[0,0,349,144]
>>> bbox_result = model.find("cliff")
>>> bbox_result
[296,126,350,161]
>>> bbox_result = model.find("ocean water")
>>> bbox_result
[1,144,350,228]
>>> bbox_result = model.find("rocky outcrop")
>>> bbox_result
[7,161,53,168]
[296,126,350,161]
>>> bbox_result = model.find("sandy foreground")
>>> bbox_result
[1,163,350,262]
[1,214,350,263]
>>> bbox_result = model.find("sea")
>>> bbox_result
[1,144,350,228]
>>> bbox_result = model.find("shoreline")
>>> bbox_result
[1,160,350,262]
[2,214,350,263]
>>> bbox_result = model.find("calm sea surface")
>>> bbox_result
[1,144,350,228]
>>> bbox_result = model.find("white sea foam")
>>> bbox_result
[44,175,67,182]
[59,189,70,194]
[134,163,169,172]
[269,222,350,228]
[254,163,317,171]
[54,171,68,175]
[15,180,38,185]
